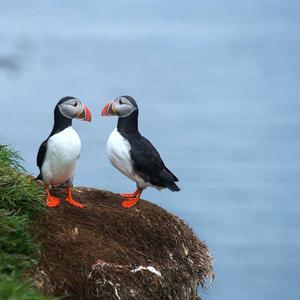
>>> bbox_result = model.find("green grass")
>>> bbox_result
[0,146,54,300]
[0,147,45,216]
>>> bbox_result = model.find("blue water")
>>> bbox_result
[1,1,300,299]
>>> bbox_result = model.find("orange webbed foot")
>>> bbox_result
[121,197,139,208]
[119,188,143,202]
[46,195,61,207]
[119,192,137,198]
[65,197,84,208]
[65,187,84,208]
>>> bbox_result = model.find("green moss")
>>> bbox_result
[0,275,51,300]
[0,146,53,300]
[0,147,45,216]
[0,211,35,274]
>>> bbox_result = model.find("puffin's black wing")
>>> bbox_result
[130,135,180,191]
[36,139,48,180]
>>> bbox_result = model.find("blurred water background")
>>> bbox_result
[1,1,300,299]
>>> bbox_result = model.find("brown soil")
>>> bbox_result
[31,187,213,300]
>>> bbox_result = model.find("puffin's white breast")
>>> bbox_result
[107,128,134,179]
[41,127,81,186]
[106,128,151,189]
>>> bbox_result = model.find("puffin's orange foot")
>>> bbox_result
[65,197,84,208]
[46,195,61,207]
[121,198,139,208]
[119,192,137,198]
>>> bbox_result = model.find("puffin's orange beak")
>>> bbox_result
[83,105,92,122]
[78,105,92,122]
[101,100,115,116]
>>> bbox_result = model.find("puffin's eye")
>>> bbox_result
[73,101,77,107]
[119,99,123,105]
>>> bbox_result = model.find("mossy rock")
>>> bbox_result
[0,146,53,300]
[31,187,214,300]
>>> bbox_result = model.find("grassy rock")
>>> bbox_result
[31,187,214,300]
[0,145,214,299]
[0,146,53,300]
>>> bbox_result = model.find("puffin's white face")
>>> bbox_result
[57,97,92,121]
[101,96,138,118]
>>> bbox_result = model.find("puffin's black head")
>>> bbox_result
[55,96,92,122]
[101,95,138,118]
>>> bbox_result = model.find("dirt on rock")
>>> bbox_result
[30,187,213,300]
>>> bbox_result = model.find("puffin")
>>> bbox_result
[36,96,92,208]
[101,95,180,208]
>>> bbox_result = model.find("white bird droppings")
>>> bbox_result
[131,266,161,277]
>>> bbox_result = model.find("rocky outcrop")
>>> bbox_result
[31,187,213,300]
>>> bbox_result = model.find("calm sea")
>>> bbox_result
[1,1,300,299]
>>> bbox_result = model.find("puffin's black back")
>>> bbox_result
[129,135,180,191]
[117,107,180,191]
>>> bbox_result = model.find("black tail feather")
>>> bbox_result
[166,182,180,192]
